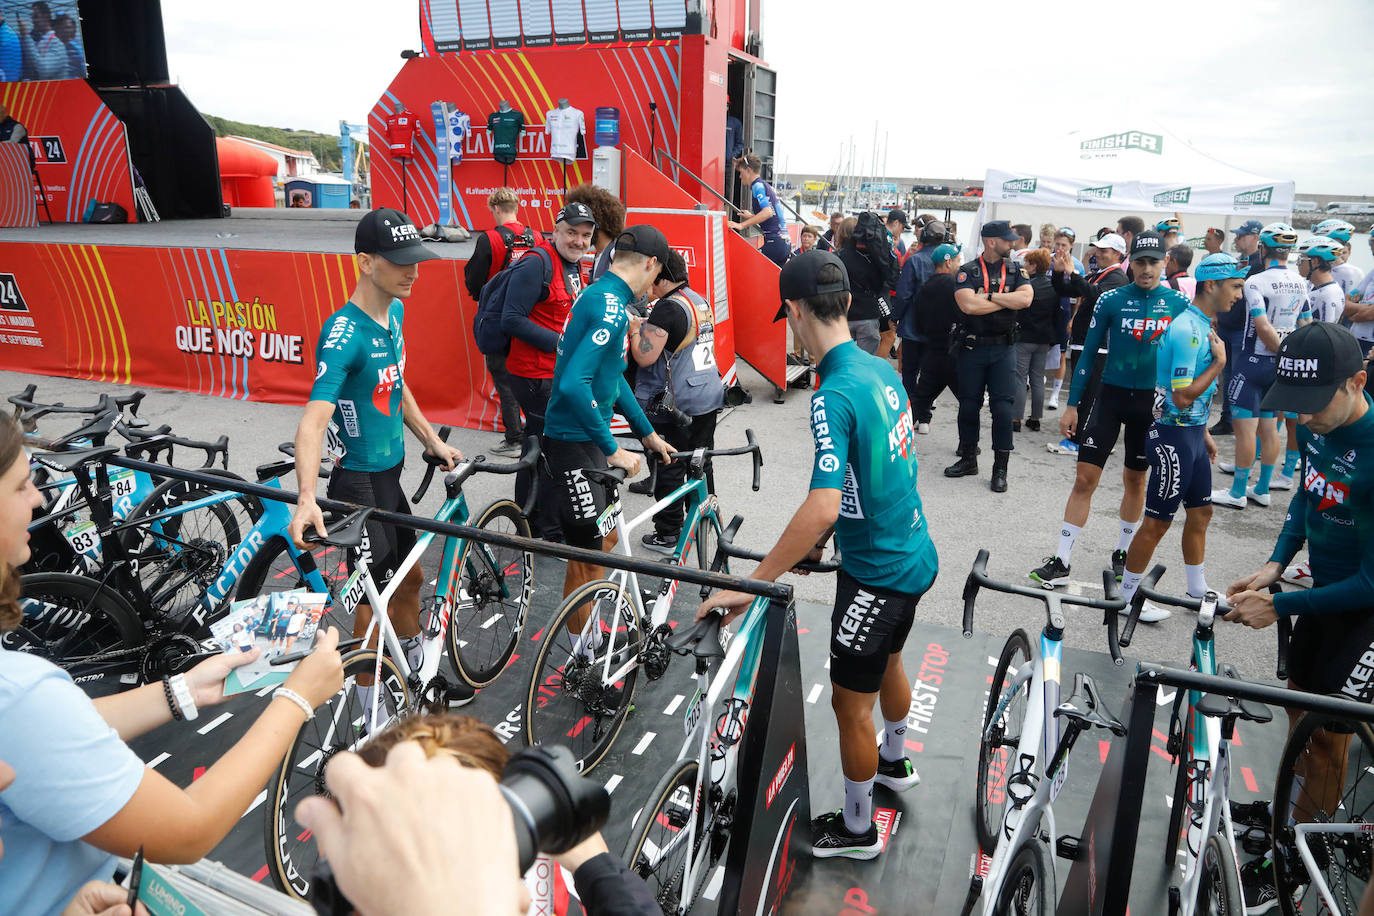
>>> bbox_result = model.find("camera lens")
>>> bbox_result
[500,746,610,871]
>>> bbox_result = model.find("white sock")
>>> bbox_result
[1120,570,1144,604]
[1185,564,1208,598]
[354,684,377,733]
[1057,522,1082,566]
[880,717,908,763]
[843,776,875,834]
[1051,379,1063,399]
[401,634,425,672]
[574,628,604,660]
[1117,518,1139,553]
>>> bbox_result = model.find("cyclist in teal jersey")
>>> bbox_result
[1117,254,1246,618]
[288,208,464,703]
[1224,322,1374,904]
[1030,232,1190,618]
[699,251,939,861]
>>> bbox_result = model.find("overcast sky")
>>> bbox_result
[162,0,1374,194]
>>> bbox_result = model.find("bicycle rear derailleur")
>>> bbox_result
[643,623,673,680]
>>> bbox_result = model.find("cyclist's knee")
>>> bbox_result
[603,528,619,551]
[1071,467,1101,495]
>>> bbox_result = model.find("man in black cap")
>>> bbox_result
[944,220,1033,492]
[1223,321,1374,906]
[885,209,909,260]
[288,207,469,706]
[698,249,937,861]
[502,201,597,541]
[892,216,948,403]
[545,225,674,600]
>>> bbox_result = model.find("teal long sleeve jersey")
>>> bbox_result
[545,271,654,455]
[1067,282,1191,407]
[1268,392,1374,618]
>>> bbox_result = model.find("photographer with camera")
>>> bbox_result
[629,250,725,553]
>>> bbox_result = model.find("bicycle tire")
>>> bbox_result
[1271,712,1374,916]
[523,577,643,773]
[447,499,532,688]
[994,838,1056,915]
[623,758,703,915]
[694,509,727,600]
[7,572,143,689]
[976,628,1033,854]
[265,648,411,900]
[1196,833,1242,914]
[235,534,351,634]
[1165,707,1193,866]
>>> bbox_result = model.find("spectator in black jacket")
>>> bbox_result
[909,244,963,433]
[1013,248,1059,431]
[836,216,899,355]
[818,211,842,251]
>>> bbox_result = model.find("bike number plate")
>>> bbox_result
[684,687,703,737]
[63,520,101,557]
[109,470,136,501]
[1050,759,1069,802]
[340,569,366,616]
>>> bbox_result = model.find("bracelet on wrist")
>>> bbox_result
[274,687,314,720]
[168,673,198,722]
[163,677,183,722]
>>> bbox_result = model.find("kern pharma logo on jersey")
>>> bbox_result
[1001,177,1037,196]
[1234,186,1275,209]
[1153,187,1191,207]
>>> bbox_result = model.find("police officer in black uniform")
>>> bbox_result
[944,220,1033,492]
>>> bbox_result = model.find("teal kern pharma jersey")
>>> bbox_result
[545,271,654,455]
[310,300,406,472]
[809,341,938,595]
[1269,392,1374,618]
[1068,283,1190,407]
[1154,305,1218,428]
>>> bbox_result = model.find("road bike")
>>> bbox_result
[960,549,1134,916]
[263,444,537,899]
[522,433,764,773]
[621,516,835,914]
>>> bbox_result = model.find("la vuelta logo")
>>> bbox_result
[1305,465,1349,510]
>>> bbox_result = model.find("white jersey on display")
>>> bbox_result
[545,106,585,162]
[446,109,471,165]
[1308,280,1346,324]
[1241,265,1311,357]
[1333,262,1366,298]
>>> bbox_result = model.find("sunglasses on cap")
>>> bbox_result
[1059,227,1076,239]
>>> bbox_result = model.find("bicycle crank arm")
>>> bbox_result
[959,875,983,916]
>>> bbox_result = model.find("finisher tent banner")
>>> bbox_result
[969,122,1294,252]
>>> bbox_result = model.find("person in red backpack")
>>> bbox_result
[466,188,537,455]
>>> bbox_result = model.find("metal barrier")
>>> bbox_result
[1059,663,1374,915]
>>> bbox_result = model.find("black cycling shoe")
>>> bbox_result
[1230,799,1271,832]
[811,810,881,860]
[1239,855,1280,913]
[1111,549,1127,582]
[1029,556,1070,588]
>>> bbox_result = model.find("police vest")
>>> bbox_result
[634,287,725,417]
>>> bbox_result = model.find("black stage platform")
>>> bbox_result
[117,550,1288,913]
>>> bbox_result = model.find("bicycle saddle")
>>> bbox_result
[35,445,120,472]
[1195,692,1272,725]
[581,467,627,490]
[666,612,727,660]
[304,508,374,550]
[1054,673,1127,736]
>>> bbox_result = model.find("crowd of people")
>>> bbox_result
[0,3,85,83]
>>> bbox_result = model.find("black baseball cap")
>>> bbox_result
[775,250,849,321]
[1129,230,1167,261]
[354,208,439,265]
[556,202,596,227]
[981,220,1018,241]
[886,208,909,227]
[615,224,671,264]
[656,248,689,284]
[1261,322,1367,415]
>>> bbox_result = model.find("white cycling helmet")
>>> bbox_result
[1297,236,1344,264]
[1313,218,1356,244]
[1259,222,1299,249]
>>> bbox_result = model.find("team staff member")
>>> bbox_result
[698,250,938,861]
[1117,254,1245,618]
[1030,232,1190,619]
[464,187,533,455]
[544,225,674,602]
[728,153,791,266]
[289,208,466,703]
[630,250,725,552]
[894,218,947,404]
[501,202,597,541]
[944,220,1033,493]
[908,244,963,435]
[1224,322,1374,907]
[1212,219,1265,435]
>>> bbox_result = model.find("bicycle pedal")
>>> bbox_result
[1055,834,1082,861]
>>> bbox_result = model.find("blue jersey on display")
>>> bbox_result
[1154,304,1216,427]
[750,178,786,240]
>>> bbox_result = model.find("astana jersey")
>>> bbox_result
[1242,265,1311,358]
[1154,304,1217,427]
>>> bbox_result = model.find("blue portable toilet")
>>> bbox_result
[285,174,353,209]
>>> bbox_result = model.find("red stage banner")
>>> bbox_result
[725,229,786,390]
[0,143,37,227]
[0,79,135,222]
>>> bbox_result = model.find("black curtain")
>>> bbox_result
[98,86,220,220]
[77,0,169,87]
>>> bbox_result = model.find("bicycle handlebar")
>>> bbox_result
[411,426,542,512]
[716,513,839,574]
[9,387,144,423]
[662,428,763,492]
[961,548,1129,665]
[121,430,230,469]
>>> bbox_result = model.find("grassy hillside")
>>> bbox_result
[204,115,344,172]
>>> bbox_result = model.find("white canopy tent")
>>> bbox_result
[966,121,1294,256]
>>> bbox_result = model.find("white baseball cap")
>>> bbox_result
[1089,233,1127,256]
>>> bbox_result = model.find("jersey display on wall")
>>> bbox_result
[487,108,526,165]
[544,106,585,162]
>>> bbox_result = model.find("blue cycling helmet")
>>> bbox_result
[1313,218,1355,244]
[1297,236,1344,265]
[1259,222,1298,249]
[1195,252,1249,281]
[1155,217,1182,233]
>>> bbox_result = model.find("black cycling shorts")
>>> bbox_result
[829,569,920,694]
[1077,383,1153,472]
[326,462,415,590]
[543,437,617,550]
[1288,610,1374,699]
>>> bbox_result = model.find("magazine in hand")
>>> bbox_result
[209,590,329,695]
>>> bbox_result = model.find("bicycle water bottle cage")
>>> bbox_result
[1054,673,1127,736]
[36,445,119,472]
[1006,754,1039,808]
[667,613,727,660]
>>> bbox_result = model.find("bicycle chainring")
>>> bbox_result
[139,631,204,682]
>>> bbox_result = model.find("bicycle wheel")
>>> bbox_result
[1196,833,1242,914]
[264,648,411,900]
[623,759,703,915]
[1164,705,1194,866]
[235,535,351,635]
[122,476,255,625]
[693,510,728,599]
[446,499,532,688]
[524,577,643,773]
[7,572,143,690]
[976,628,1033,853]
[994,839,1056,915]
[1271,712,1374,916]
